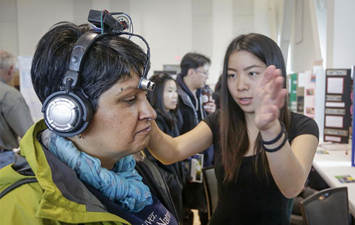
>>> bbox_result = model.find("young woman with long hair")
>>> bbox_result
[148,33,319,225]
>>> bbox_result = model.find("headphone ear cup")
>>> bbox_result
[42,90,93,137]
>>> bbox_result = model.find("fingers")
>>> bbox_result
[270,75,284,100]
[261,65,276,86]
[276,89,287,108]
[255,105,280,130]
[261,65,280,86]
[255,66,285,131]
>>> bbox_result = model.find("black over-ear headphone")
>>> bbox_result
[41,32,101,137]
[41,10,155,137]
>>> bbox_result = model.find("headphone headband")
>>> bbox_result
[63,32,102,90]
[69,32,98,72]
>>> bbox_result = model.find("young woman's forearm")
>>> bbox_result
[260,122,318,198]
[147,121,213,165]
[147,121,181,164]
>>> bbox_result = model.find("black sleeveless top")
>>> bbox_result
[203,111,319,225]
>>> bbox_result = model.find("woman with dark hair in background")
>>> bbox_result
[148,73,181,137]
[148,33,319,225]
[146,72,186,222]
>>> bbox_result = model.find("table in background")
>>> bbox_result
[313,143,355,216]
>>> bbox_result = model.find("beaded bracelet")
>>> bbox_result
[262,123,288,153]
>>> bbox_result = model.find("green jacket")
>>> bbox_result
[0,120,131,225]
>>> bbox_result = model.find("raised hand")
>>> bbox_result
[254,65,287,131]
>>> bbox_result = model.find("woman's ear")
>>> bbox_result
[187,68,195,77]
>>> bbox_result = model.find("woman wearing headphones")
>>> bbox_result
[0,21,178,225]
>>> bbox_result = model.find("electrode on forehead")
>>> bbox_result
[138,78,155,91]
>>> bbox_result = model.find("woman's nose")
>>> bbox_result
[139,99,157,121]
[237,74,248,91]
[173,92,178,99]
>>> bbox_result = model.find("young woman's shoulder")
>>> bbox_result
[203,110,220,133]
[288,112,319,142]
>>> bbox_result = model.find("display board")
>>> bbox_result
[324,68,351,143]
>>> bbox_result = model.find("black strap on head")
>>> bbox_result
[118,31,155,91]
[63,31,154,92]
[63,32,99,90]
[118,32,150,79]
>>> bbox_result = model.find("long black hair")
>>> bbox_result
[219,33,290,182]
[148,72,179,133]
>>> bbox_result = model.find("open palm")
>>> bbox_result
[254,65,287,131]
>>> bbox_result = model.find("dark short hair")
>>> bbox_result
[148,72,177,129]
[31,22,148,111]
[180,52,210,77]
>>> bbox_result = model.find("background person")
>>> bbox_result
[148,33,319,225]
[0,50,33,168]
[176,52,215,225]
[0,21,178,225]
[146,72,186,221]
[148,72,182,137]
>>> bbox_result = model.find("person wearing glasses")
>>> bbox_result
[176,52,215,225]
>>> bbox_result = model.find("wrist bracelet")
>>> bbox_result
[263,132,288,152]
[261,122,285,145]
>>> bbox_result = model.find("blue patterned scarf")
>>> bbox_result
[47,133,153,212]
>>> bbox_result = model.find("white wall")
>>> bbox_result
[129,0,194,77]
[0,0,18,56]
[210,0,234,84]
[332,0,355,68]
[17,0,74,56]
[289,0,322,73]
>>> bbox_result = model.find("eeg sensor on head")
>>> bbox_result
[41,9,155,137]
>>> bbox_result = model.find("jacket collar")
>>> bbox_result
[18,120,130,224]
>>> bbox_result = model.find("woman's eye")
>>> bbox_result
[248,71,259,77]
[227,73,236,78]
[124,96,136,104]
